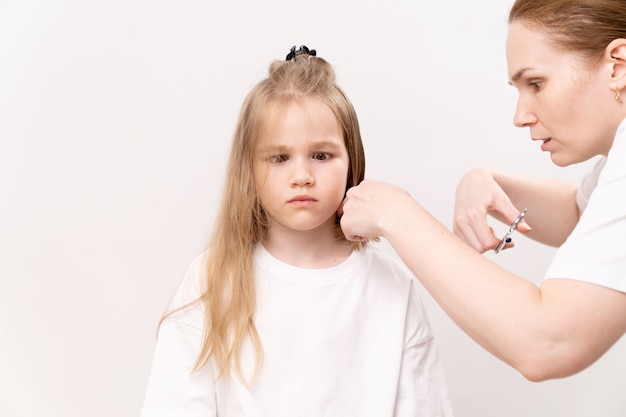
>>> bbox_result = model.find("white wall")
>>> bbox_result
[1,1,625,416]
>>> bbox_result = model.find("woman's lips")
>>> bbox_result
[540,138,551,151]
[533,137,552,151]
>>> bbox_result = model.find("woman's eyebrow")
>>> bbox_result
[509,67,530,85]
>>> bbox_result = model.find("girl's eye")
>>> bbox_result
[312,152,330,161]
[529,81,543,91]
[269,154,288,163]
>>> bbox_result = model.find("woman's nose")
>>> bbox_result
[513,97,537,128]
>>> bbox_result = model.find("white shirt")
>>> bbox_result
[545,118,626,292]
[140,243,454,417]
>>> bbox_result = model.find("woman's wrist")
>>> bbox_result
[378,190,423,239]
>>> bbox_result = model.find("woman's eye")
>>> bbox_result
[529,81,542,91]
[312,152,330,161]
[269,154,288,163]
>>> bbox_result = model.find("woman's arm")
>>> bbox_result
[340,180,626,381]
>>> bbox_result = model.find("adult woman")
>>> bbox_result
[340,0,626,382]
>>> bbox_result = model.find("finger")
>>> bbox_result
[499,240,516,252]
[453,222,481,252]
[346,234,367,242]
[453,211,483,252]
[465,210,503,253]
[516,219,532,233]
[495,203,530,230]
[485,226,504,252]
[454,220,493,254]
[336,198,345,217]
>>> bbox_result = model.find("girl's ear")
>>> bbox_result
[607,38,626,90]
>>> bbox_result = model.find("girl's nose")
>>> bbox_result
[290,161,315,186]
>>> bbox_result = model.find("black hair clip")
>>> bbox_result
[286,45,317,61]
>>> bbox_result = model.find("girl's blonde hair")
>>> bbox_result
[509,0,626,66]
[168,50,368,381]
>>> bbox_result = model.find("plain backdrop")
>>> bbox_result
[1,1,625,416]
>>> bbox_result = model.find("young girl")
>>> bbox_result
[340,0,626,388]
[140,45,454,417]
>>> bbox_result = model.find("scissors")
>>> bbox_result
[495,208,527,254]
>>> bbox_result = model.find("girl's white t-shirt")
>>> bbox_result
[140,243,454,417]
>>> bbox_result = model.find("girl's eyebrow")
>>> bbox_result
[257,140,343,153]
[311,140,343,149]
[256,144,289,153]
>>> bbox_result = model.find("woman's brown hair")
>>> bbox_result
[509,0,626,65]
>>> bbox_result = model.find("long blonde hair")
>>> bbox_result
[176,50,368,380]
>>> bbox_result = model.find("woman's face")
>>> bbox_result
[506,21,619,166]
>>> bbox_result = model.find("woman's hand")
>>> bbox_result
[453,168,531,253]
[339,179,414,241]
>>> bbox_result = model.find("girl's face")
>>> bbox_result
[253,97,349,238]
[506,21,619,166]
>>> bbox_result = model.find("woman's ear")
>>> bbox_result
[607,38,626,90]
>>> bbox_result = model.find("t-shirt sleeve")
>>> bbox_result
[545,137,626,293]
[140,318,217,417]
[393,279,455,417]
[140,254,217,417]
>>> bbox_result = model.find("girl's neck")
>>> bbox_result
[262,226,353,269]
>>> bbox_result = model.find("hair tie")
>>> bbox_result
[286,45,317,61]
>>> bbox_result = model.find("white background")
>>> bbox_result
[1,1,625,416]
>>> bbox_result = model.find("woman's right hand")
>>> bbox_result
[453,168,531,253]
[339,179,415,241]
